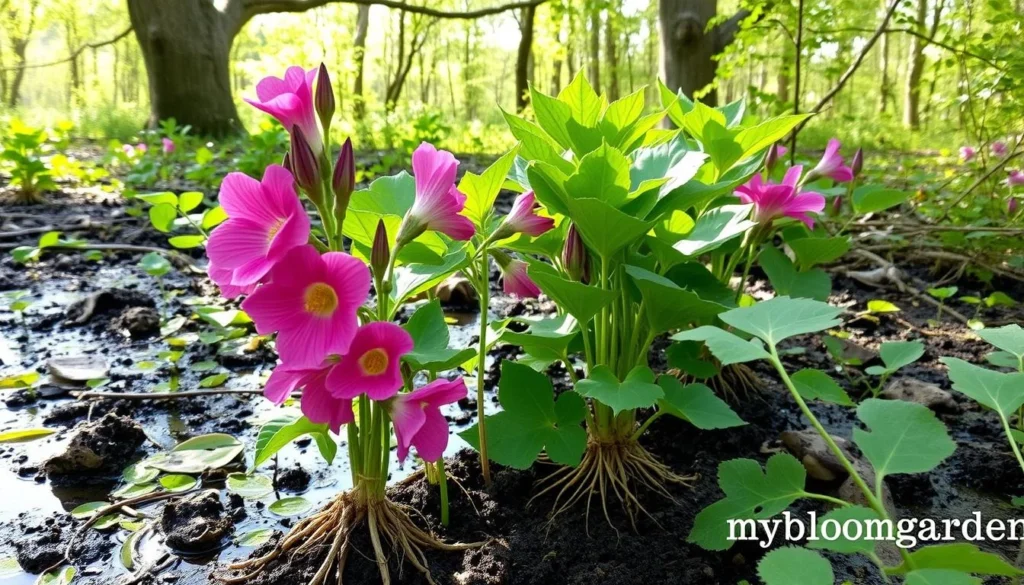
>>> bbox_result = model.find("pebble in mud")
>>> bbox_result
[110,306,161,338]
[274,464,311,493]
[880,377,959,413]
[47,355,109,384]
[780,428,859,481]
[43,413,146,482]
[160,490,234,553]
[64,288,154,326]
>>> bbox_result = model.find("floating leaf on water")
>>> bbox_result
[190,361,219,372]
[0,428,55,444]
[93,514,122,530]
[226,473,273,499]
[0,372,40,390]
[122,464,159,485]
[37,565,76,585]
[268,497,312,517]
[120,530,142,571]
[0,556,21,578]
[235,528,274,548]
[70,502,107,519]
[159,474,199,493]
[144,433,243,474]
[199,373,229,388]
[112,482,158,499]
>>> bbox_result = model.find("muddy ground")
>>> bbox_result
[2,165,1024,585]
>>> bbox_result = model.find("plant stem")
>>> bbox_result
[475,244,492,486]
[1000,414,1024,476]
[630,410,663,442]
[438,457,450,526]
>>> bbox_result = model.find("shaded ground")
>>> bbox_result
[2,157,1023,585]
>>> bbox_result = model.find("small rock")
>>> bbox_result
[44,413,146,481]
[881,378,959,413]
[47,356,109,384]
[274,465,311,493]
[65,288,154,325]
[780,429,858,481]
[160,490,234,553]
[110,306,161,338]
[824,337,877,364]
[435,273,477,306]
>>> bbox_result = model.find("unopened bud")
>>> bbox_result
[765,143,781,174]
[830,196,843,216]
[1010,197,1019,215]
[851,148,864,178]
[315,63,336,134]
[372,219,390,280]
[561,224,589,283]
[291,125,322,205]
[333,138,355,201]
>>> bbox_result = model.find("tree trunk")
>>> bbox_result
[604,4,619,100]
[587,7,600,90]
[878,0,891,113]
[127,0,242,136]
[515,4,536,111]
[903,0,928,129]
[353,4,370,119]
[658,0,719,104]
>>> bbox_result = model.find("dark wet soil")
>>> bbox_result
[2,155,1024,585]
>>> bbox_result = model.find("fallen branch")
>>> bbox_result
[843,249,971,324]
[0,242,202,271]
[0,217,137,239]
[73,388,276,401]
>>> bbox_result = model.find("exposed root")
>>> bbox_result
[673,362,763,402]
[2,189,47,205]
[529,439,694,534]
[218,492,481,585]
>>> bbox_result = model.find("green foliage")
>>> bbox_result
[251,413,337,471]
[853,398,955,480]
[757,547,834,585]
[0,119,58,200]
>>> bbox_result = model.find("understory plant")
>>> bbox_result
[679,296,1022,584]
[460,74,834,523]
[205,64,482,585]
[1,119,59,204]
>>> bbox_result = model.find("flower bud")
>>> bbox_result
[290,125,322,205]
[372,219,390,280]
[851,148,864,178]
[315,63,336,135]
[561,224,589,283]
[830,196,843,216]
[765,143,781,174]
[333,138,356,201]
[1010,197,1019,215]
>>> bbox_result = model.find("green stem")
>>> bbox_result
[475,244,492,486]
[630,410,664,442]
[802,491,852,508]
[347,421,361,486]
[438,457,450,526]
[1000,414,1024,477]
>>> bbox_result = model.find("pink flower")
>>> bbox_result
[208,260,256,299]
[499,191,554,237]
[136,143,148,154]
[242,245,370,367]
[390,377,467,463]
[809,138,853,183]
[122,144,136,157]
[396,143,475,244]
[1009,198,1019,215]
[162,138,175,154]
[245,66,322,154]
[960,146,976,162]
[496,255,541,298]
[206,165,310,287]
[265,359,354,433]
[993,141,1009,157]
[1008,170,1024,187]
[326,322,414,401]
[735,166,826,229]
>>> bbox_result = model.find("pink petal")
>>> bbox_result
[827,167,854,183]
[392,397,427,462]
[267,211,310,260]
[412,408,451,462]
[206,218,273,275]
[782,165,803,188]
[321,252,371,312]
[264,366,309,404]
[326,322,412,400]
[241,283,306,335]
[301,377,353,433]
[412,142,458,202]
[786,192,827,214]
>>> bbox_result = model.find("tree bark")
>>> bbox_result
[658,0,720,104]
[515,3,536,111]
[127,0,243,135]
[903,0,928,129]
[587,6,600,91]
[353,4,370,119]
[6,0,38,108]
[604,3,619,100]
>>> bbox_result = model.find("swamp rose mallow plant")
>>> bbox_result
[960,146,976,162]
[807,138,853,183]
[245,65,322,154]
[992,141,1009,157]
[392,378,469,463]
[396,142,475,245]
[735,166,826,228]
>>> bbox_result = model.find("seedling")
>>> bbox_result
[0,119,57,204]
[864,340,925,396]
[926,286,958,325]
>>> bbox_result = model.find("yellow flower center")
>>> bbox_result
[303,282,338,317]
[359,348,389,376]
[266,218,285,243]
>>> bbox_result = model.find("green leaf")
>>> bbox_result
[390,249,468,306]
[852,186,909,215]
[159,474,199,492]
[402,300,475,372]
[625,265,728,333]
[149,203,177,233]
[168,235,205,249]
[0,428,55,443]
[71,501,108,519]
[227,473,273,498]
[927,286,958,300]
[269,496,311,517]
[178,191,204,213]
[558,70,604,126]
[688,453,807,551]
[788,236,850,269]
[630,136,708,202]
[236,528,275,548]
[575,365,664,414]
[867,300,900,313]
[459,145,520,230]
[499,314,579,363]
[791,369,854,406]
[735,114,812,158]
[671,326,770,365]
[252,414,337,470]
[758,246,832,302]
[0,557,21,579]
[144,433,243,474]
[656,377,745,429]
[120,530,141,570]
[757,547,834,585]
[38,566,76,585]
[893,543,1023,576]
[719,297,844,347]
[38,231,60,248]
[530,87,574,150]
[905,570,982,585]
[526,261,616,325]
[460,361,587,469]
[878,341,925,372]
[202,205,228,229]
[673,204,756,257]
[112,482,158,498]
[564,197,653,259]
[139,252,171,277]
[199,373,229,388]
[122,464,159,485]
[977,324,1024,362]
[565,143,631,207]
[805,505,881,555]
[942,357,1024,416]
[853,398,955,481]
